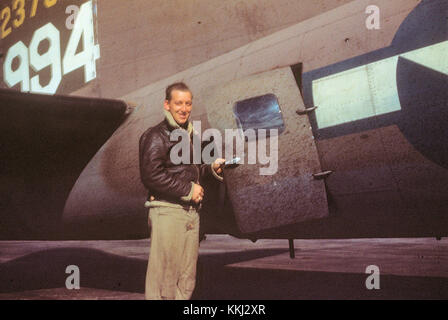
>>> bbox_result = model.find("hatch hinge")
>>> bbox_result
[312,170,333,180]
[296,106,318,115]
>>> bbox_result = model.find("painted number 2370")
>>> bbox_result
[3,0,100,94]
[1,0,58,40]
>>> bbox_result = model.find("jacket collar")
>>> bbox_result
[164,110,193,136]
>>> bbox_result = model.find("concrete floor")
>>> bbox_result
[0,236,447,299]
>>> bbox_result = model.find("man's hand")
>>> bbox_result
[212,158,226,175]
[192,183,204,204]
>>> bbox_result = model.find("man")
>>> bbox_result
[139,82,225,300]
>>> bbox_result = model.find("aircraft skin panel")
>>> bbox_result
[118,0,416,103]
[317,128,398,197]
[197,67,329,234]
[91,0,358,99]
[316,124,448,218]
[301,0,448,232]
[61,109,160,225]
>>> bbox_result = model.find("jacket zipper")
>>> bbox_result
[188,130,201,184]
[195,163,200,184]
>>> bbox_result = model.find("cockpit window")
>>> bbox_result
[233,94,285,135]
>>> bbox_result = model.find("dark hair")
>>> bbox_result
[165,82,192,101]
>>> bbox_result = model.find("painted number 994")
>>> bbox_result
[2,0,100,94]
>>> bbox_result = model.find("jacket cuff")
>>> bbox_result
[180,182,195,202]
[211,163,224,182]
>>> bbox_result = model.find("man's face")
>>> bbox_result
[164,90,193,126]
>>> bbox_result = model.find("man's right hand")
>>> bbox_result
[192,183,204,204]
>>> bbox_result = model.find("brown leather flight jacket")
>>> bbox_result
[139,118,213,205]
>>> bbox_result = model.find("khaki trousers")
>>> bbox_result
[145,206,199,300]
